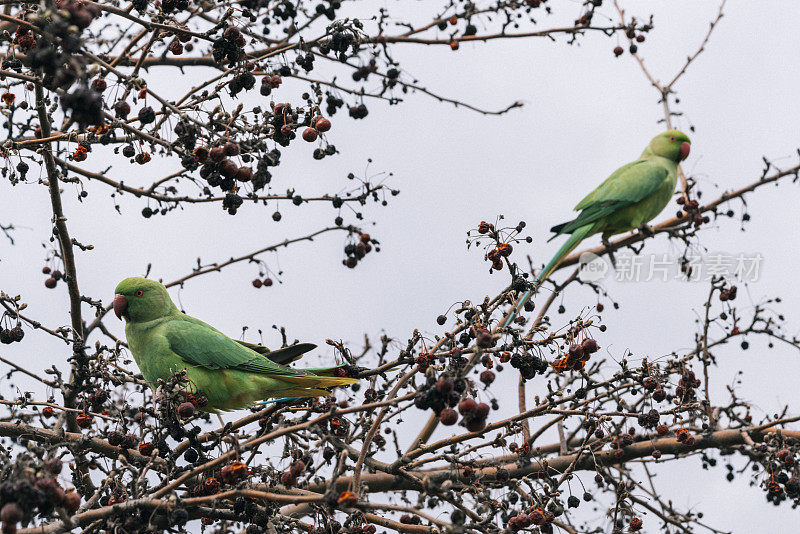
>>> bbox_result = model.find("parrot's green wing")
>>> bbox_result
[233,340,316,365]
[549,160,668,240]
[163,318,312,378]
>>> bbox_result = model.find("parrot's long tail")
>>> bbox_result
[500,223,596,328]
[253,372,359,401]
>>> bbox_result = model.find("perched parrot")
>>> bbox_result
[503,129,691,326]
[113,277,358,411]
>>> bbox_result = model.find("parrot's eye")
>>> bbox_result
[134,289,144,297]
[669,136,676,142]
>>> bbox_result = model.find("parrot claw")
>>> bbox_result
[601,236,618,270]
[638,224,655,237]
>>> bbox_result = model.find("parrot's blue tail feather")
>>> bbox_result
[250,397,304,406]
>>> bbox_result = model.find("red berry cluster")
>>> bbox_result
[676,428,696,446]
[166,25,192,55]
[471,219,531,273]
[280,459,306,487]
[719,284,738,301]
[107,430,139,450]
[0,324,23,344]
[552,338,600,373]
[676,196,709,228]
[458,397,491,432]
[212,26,247,67]
[0,469,80,534]
[302,115,332,144]
[629,516,643,532]
[13,26,36,52]
[642,374,667,402]
[251,277,274,289]
[762,443,800,504]
[343,233,375,269]
[260,73,283,96]
[41,266,64,289]
[610,429,637,458]
[675,367,700,404]
[414,374,465,421]
[613,26,648,57]
[507,508,553,532]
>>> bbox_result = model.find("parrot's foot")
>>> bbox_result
[638,224,655,237]
[601,236,617,269]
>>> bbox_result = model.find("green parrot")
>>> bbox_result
[113,277,358,411]
[503,129,691,326]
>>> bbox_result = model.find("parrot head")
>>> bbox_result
[648,129,691,162]
[113,277,176,322]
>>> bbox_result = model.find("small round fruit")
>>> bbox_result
[458,398,477,414]
[280,471,297,487]
[219,159,238,178]
[209,146,226,161]
[315,117,331,132]
[439,408,458,426]
[465,418,486,432]
[0,503,23,523]
[289,460,305,477]
[302,128,318,142]
[178,402,195,418]
[223,141,240,156]
[76,413,93,428]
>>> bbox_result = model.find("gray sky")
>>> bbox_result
[2,1,799,531]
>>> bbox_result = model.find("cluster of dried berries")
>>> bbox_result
[191,461,250,498]
[508,351,549,380]
[676,196,710,228]
[457,397,491,432]
[41,266,64,289]
[212,26,247,66]
[0,465,80,534]
[251,277,274,289]
[302,115,332,143]
[0,324,23,344]
[720,284,738,301]
[471,219,531,273]
[279,459,307,487]
[642,374,667,402]
[61,86,103,128]
[675,367,700,404]
[552,338,600,373]
[414,374,466,420]
[343,233,377,268]
[613,24,651,56]
[507,508,554,532]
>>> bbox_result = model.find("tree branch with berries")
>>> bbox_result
[1,1,799,534]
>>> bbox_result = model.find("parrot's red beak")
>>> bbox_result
[113,294,128,320]
[679,142,691,161]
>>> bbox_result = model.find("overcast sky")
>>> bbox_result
[2,1,799,531]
